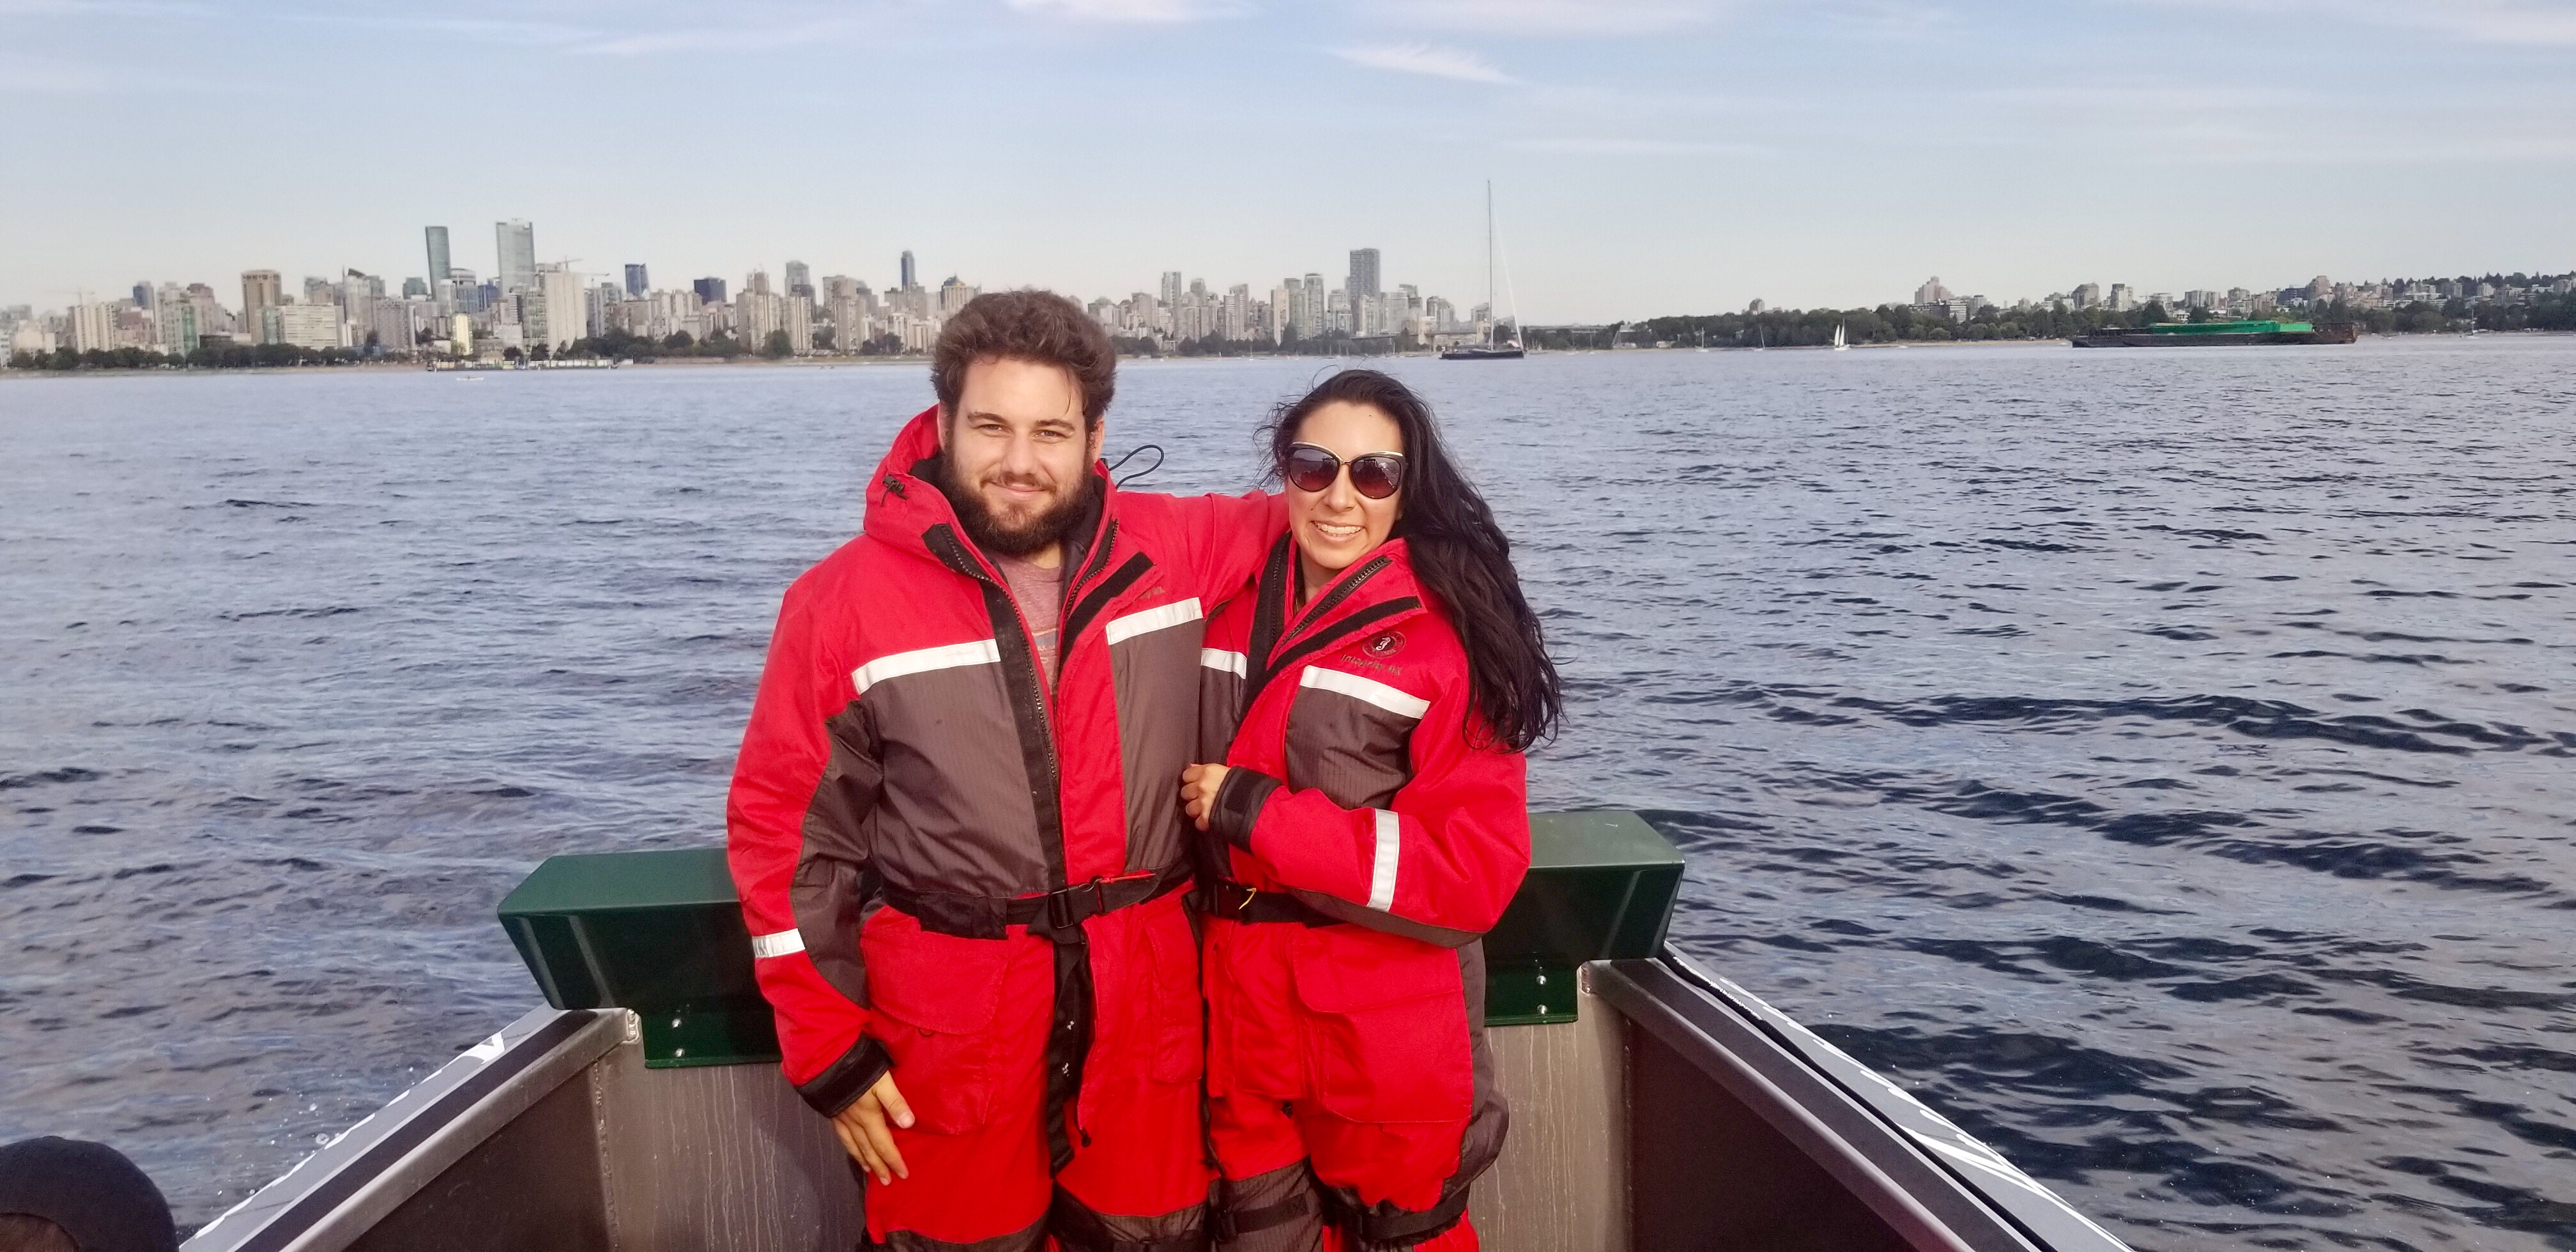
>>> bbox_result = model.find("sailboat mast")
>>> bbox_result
[1484,181,1496,347]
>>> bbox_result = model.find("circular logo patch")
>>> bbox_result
[1365,630,1405,658]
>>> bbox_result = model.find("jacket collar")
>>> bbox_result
[1275,536,1425,645]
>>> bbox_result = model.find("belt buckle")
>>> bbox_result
[1047,878,1111,932]
[1236,885,1257,916]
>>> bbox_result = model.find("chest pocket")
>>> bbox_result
[1282,664,1423,811]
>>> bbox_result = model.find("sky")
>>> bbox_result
[4,0,2574,321]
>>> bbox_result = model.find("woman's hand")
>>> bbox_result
[1180,763,1230,832]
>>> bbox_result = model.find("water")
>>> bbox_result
[3,340,2570,1249]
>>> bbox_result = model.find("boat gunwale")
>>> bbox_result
[181,1007,615,1252]
[1597,958,2027,1252]
[1655,952,2135,1252]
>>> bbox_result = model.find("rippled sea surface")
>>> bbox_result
[4,340,2572,1249]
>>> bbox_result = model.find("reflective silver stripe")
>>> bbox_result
[1300,665,1430,719]
[1366,809,1400,912]
[750,928,805,959]
[1105,597,1203,645]
[851,639,1000,696]
[1200,648,1248,677]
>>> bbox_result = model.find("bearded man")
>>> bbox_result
[728,291,1278,1251]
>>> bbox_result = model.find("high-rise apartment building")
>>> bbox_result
[785,261,811,298]
[1160,271,1183,312]
[900,251,916,290]
[785,297,813,354]
[938,277,977,319]
[523,264,586,351]
[425,227,451,286]
[495,219,537,294]
[625,264,649,297]
[68,302,117,353]
[1347,249,1381,302]
[735,287,784,349]
[241,270,282,342]
[693,277,728,305]
[275,304,344,351]
[155,293,199,355]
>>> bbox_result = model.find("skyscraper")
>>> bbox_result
[900,251,916,290]
[1347,249,1381,301]
[785,261,811,298]
[527,264,586,351]
[1160,271,1183,310]
[495,219,536,294]
[241,270,282,343]
[625,264,649,297]
[425,227,450,286]
[694,277,727,305]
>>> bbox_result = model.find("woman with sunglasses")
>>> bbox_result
[1181,369,1560,1251]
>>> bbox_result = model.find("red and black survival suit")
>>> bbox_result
[1194,537,1531,1251]
[729,407,1280,1251]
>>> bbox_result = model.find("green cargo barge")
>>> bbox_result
[2071,319,2358,347]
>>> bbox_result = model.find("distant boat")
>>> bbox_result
[1832,323,1848,351]
[1443,182,1525,362]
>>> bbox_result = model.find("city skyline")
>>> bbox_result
[6,3,2573,321]
[16,198,2561,368]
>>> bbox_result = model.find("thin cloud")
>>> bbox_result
[0,0,209,13]
[574,18,873,56]
[1373,0,1724,36]
[1510,137,1770,155]
[1334,42,1516,84]
[0,50,244,93]
[1004,0,1244,22]
[295,13,599,47]
[2360,0,2576,44]
[2175,0,2576,46]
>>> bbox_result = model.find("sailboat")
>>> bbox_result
[1832,323,1848,351]
[1442,182,1524,361]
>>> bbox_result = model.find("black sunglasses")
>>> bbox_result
[1285,443,1406,500]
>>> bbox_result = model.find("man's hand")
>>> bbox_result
[831,1071,914,1185]
[1181,763,1230,832]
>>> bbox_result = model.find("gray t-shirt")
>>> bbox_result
[992,551,1065,682]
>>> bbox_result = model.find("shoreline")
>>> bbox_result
[5,330,2564,381]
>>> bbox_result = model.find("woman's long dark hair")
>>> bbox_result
[1264,369,1563,752]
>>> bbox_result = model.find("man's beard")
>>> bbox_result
[933,456,1101,560]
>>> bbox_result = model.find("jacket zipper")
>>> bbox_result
[1280,553,1392,650]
